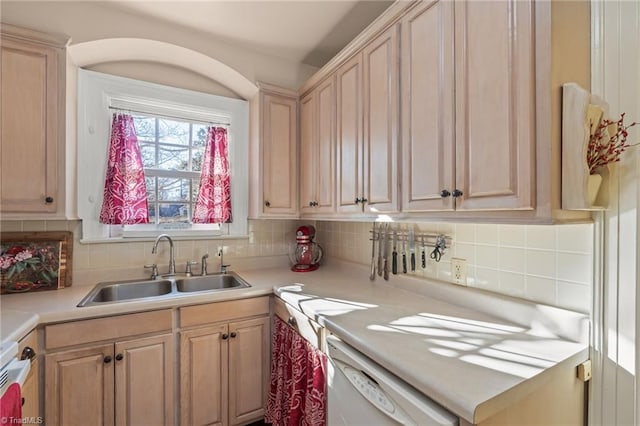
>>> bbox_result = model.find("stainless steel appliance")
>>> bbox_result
[326,335,457,426]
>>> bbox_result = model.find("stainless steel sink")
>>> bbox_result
[77,279,174,307]
[176,273,250,293]
[77,273,251,307]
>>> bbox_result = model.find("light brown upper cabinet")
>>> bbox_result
[300,77,336,215]
[249,84,298,218]
[402,0,534,214]
[0,24,67,217]
[335,26,399,216]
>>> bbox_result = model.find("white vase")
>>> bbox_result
[587,173,603,206]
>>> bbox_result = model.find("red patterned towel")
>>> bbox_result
[0,383,22,424]
[266,316,327,426]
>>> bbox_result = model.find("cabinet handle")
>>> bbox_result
[222,333,229,340]
[452,189,464,198]
[287,317,297,327]
[104,356,112,364]
[440,190,451,198]
[45,196,54,204]
[115,353,124,361]
[230,332,237,338]
[21,397,25,407]
[20,347,36,361]
[265,201,271,207]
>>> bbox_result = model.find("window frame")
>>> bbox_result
[77,69,249,242]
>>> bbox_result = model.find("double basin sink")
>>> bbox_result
[77,272,251,307]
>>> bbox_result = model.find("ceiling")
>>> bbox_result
[104,1,394,68]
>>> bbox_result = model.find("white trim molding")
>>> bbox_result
[68,38,258,100]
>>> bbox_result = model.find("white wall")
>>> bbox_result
[1,1,318,93]
[590,1,640,424]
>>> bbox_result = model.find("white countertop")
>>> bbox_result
[239,261,590,424]
[0,259,589,424]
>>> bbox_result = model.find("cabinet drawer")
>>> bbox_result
[45,310,172,350]
[180,297,269,328]
[273,297,325,351]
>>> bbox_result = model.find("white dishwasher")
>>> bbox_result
[326,335,458,426]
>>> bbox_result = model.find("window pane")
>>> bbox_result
[148,203,157,223]
[192,148,205,172]
[158,145,189,170]
[192,178,200,200]
[158,119,189,145]
[140,143,156,168]
[145,176,156,201]
[158,177,191,202]
[193,125,208,147]
[158,203,189,223]
[132,116,156,140]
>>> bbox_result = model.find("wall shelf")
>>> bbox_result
[562,83,610,210]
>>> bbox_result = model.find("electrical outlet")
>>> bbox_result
[451,258,467,285]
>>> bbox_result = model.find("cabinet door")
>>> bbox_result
[1,38,59,213]
[335,54,364,214]
[362,25,399,214]
[454,0,535,211]
[401,0,455,212]
[314,78,336,214]
[115,334,174,426]
[299,92,316,214]
[262,93,298,216]
[180,325,229,426]
[228,316,269,425]
[45,344,114,426]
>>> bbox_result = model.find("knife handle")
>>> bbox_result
[402,254,407,274]
[411,253,416,272]
[392,251,397,275]
[377,254,383,277]
[383,258,389,281]
[421,250,426,268]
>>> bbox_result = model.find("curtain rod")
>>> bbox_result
[108,106,231,127]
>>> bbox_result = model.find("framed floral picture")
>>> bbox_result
[0,232,73,294]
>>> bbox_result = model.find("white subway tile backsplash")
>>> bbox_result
[525,276,557,306]
[557,224,594,253]
[476,245,499,269]
[557,252,592,284]
[526,249,556,278]
[498,247,526,273]
[454,243,476,265]
[455,223,476,243]
[474,267,501,292]
[526,225,557,250]
[476,224,499,245]
[499,225,526,247]
[557,280,591,313]
[499,271,526,297]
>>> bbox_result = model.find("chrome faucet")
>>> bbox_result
[152,234,175,276]
[201,253,209,276]
[218,247,230,274]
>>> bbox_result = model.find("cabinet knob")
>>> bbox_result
[287,317,297,327]
[361,198,368,203]
[222,333,229,340]
[452,189,464,198]
[104,356,112,364]
[20,346,36,361]
[440,190,451,198]
[45,196,54,204]
[265,201,271,207]
[230,332,237,338]
[309,201,314,207]
[354,198,361,204]
[115,353,124,361]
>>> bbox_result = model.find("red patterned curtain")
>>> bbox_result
[193,126,232,223]
[99,113,149,224]
[265,316,327,426]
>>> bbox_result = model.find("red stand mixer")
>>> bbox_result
[289,225,324,272]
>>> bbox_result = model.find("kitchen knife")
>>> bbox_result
[409,227,415,272]
[377,222,383,277]
[369,222,376,281]
[383,223,390,281]
[402,235,407,274]
[392,227,398,275]
[421,235,426,268]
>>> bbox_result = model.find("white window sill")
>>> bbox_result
[79,234,249,244]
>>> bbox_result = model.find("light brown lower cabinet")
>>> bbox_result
[44,333,174,426]
[180,297,270,426]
